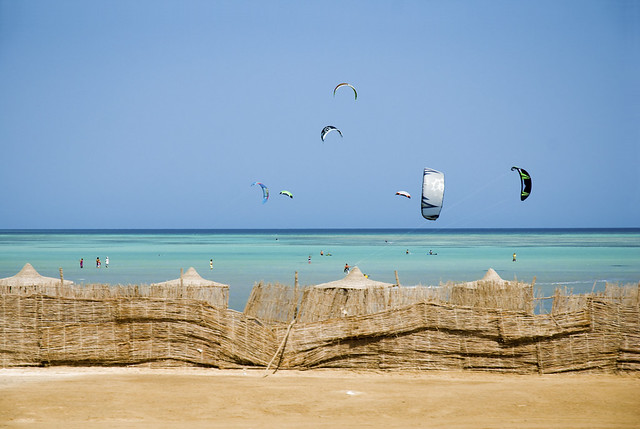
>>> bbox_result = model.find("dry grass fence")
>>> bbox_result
[1,282,638,373]
[0,283,228,309]
[1,295,272,368]
[244,280,535,324]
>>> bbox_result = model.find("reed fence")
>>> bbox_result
[244,280,534,324]
[1,281,638,374]
[0,283,228,308]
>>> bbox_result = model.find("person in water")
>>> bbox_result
[512,252,517,262]
[210,259,213,270]
[344,263,350,273]
[79,258,83,268]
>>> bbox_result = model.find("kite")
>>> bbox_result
[395,191,411,199]
[279,190,293,199]
[421,168,445,221]
[321,126,343,142]
[251,182,269,204]
[333,82,358,100]
[511,166,532,201]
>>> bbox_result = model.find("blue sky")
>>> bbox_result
[0,0,638,229]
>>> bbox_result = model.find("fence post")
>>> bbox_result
[58,267,63,295]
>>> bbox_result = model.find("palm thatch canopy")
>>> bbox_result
[151,267,228,288]
[313,266,395,289]
[458,268,518,287]
[0,263,73,286]
[468,268,507,286]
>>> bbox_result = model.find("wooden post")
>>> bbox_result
[530,276,537,314]
[58,267,63,295]
[180,268,184,288]
[394,270,400,287]
[293,271,299,321]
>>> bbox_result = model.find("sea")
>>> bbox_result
[0,229,638,311]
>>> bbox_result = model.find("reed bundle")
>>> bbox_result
[243,282,300,324]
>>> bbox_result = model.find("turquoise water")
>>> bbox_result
[0,229,638,311]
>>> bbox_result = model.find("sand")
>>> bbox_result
[0,367,638,428]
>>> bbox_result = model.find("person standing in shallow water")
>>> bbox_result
[105,256,109,268]
[344,263,350,273]
[80,258,83,268]
[96,257,101,268]
[512,252,517,262]
[210,259,213,270]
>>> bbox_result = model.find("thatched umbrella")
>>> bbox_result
[0,263,73,286]
[464,268,508,287]
[313,266,394,289]
[150,267,229,308]
[295,267,395,323]
[452,268,533,312]
[151,267,229,288]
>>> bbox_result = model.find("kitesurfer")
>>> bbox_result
[512,253,517,262]
[344,263,350,273]
[210,259,213,270]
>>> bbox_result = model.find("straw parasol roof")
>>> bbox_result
[313,266,395,289]
[463,268,509,287]
[151,267,229,288]
[0,263,73,286]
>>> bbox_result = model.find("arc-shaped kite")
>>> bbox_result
[421,168,445,221]
[321,126,343,142]
[511,166,532,201]
[395,191,411,199]
[333,82,358,100]
[251,182,269,204]
[279,190,293,199]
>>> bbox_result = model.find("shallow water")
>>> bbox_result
[0,229,638,310]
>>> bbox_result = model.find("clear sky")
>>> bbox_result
[0,0,638,229]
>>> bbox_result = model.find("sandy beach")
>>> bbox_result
[0,367,638,428]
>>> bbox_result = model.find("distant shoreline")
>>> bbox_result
[2,227,639,234]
